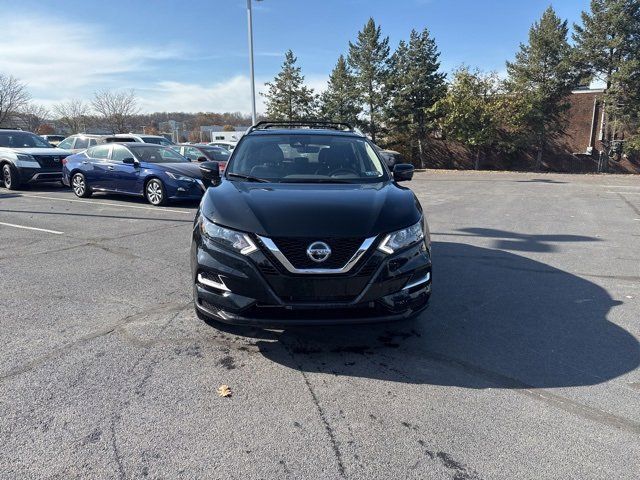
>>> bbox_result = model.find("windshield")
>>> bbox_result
[141,136,173,146]
[0,131,52,148]
[131,145,189,163]
[227,134,387,183]
[202,147,230,162]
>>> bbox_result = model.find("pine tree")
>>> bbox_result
[506,6,579,170]
[386,28,446,167]
[348,18,390,143]
[263,50,317,121]
[573,0,640,145]
[319,55,360,127]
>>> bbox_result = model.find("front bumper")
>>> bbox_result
[191,228,431,326]
[19,167,62,184]
[167,179,206,201]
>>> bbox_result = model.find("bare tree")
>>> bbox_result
[53,99,90,133]
[92,89,139,133]
[18,103,50,133]
[0,74,31,126]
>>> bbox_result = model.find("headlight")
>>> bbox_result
[166,171,195,182]
[200,215,257,255]
[378,220,425,254]
[15,153,40,168]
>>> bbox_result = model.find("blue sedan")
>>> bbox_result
[62,143,206,205]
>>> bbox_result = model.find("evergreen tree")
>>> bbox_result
[386,28,446,167]
[263,50,317,121]
[319,55,360,126]
[506,6,579,169]
[348,18,390,143]
[573,0,640,144]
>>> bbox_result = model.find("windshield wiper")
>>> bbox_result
[227,172,270,183]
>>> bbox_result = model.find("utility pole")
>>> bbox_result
[247,0,261,125]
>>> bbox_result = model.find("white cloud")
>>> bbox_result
[0,12,328,114]
[0,14,181,100]
[137,74,328,114]
[138,76,264,113]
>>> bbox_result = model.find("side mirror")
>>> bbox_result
[200,161,220,186]
[122,157,137,165]
[393,163,414,182]
[197,156,208,162]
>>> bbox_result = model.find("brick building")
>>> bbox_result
[562,88,606,155]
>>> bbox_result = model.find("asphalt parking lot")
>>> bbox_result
[1,171,639,479]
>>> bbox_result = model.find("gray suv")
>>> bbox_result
[0,129,73,189]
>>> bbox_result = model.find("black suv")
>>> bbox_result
[0,129,73,189]
[191,122,431,326]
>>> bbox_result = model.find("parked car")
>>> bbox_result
[62,143,205,205]
[375,146,404,169]
[192,121,431,326]
[0,129,73,189]
[208,140,236,151]
[105,134,174,146]
[57,134,108,153]
[172,144,231,171]
[40,134,66,147]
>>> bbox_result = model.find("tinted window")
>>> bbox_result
[130,146,188,163]
[88,138,97,146]
[228,135,386,183]
[201,147,230,162]
[0,132,51,148]
[140,136,173,146]
[184,147,202,161]
[74,138,89,149]
[111,145,134,162]
[86,145,110,159]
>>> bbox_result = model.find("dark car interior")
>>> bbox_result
[232,137,385,181]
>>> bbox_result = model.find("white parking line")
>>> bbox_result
[0,221,63,235]
[18,194,192,214]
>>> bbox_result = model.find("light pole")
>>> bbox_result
[247,0,261,125]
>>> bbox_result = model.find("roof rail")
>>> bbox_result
[247,120,356,134]
[0,127,23,131]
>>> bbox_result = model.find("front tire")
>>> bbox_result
[145,178,167,206]
[2,163,21,190]
[71,172,92,198]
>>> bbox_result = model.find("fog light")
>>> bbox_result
[197,273,230,292]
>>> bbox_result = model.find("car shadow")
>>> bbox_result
[516,178,568,184]
[433,228,601,253]
[206,240,639,389]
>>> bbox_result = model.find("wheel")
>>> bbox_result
[71,172,92,198]
[2,163,21,190]
[145,178,167,206]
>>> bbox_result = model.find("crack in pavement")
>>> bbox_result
[0,301,190,382]
[0,222,189,261]
[423,350,640,436]
[617,193,640,217]
[278,338,347,478]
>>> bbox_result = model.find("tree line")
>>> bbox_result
[263,0,640,169]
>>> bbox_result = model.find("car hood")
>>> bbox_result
[155,162,203,179]
[201,180,422,238]
[12,147,73,156]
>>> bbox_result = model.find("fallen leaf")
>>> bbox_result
[218,385,232,397]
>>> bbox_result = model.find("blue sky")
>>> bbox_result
[0,0,591,113]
